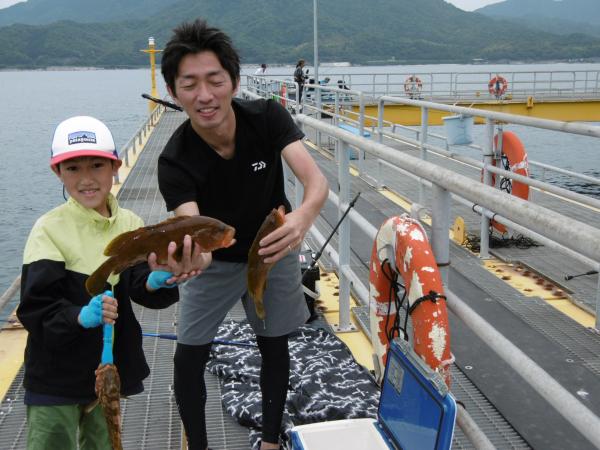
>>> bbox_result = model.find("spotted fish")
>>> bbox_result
[86,215,236,295]
[95,363,122,450]
[247,206,286,319]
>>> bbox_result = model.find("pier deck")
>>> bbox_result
[1,108,599,449]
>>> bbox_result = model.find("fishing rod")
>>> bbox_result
[141,93,183,112]
[142,332,257,348]
[564,270,599,281]
[301,191,361,283]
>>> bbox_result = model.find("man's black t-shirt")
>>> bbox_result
[158,98,304,262]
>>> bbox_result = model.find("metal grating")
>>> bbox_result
[451,243,600,380]
[0,369,27,449]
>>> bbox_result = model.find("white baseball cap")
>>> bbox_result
[50,116,119,166]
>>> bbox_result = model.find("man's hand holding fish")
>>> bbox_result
[257,207,315,264]
[146,234,212,290]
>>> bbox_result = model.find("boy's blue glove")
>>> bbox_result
[79,290,112,328]
[147,270,176,290]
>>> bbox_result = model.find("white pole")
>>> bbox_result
[313,0,319,87]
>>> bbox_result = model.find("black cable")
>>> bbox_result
[499,154,512,194]
[379,258,408,344]
[141,93,183,111]
[463,231,541,253]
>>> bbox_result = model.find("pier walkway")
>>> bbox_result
[1,102,600,449]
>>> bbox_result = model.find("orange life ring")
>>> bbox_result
[404,76,423,96]
[369,214,452,386]
[280,84,287,108]
[488,76,508,97]
[487,131,530,234]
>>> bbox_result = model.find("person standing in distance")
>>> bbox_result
[255,63,267,75]
[157,19,328,450]
[293,59,308,108]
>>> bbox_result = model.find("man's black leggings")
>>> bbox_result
[174,334,290,449]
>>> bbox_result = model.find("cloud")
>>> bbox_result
[0,0,26,10]
[445,0,504,12]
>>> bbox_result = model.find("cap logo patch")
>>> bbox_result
[68,131,97,145]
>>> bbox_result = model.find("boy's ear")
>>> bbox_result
[51,164,61,178]
[112,160,122,174]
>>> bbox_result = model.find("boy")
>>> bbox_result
[16,115,193,450]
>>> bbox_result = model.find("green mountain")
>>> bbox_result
[1,0,600,68]
[476,0,600,37]
[477,0,600,26]
[0,0,181,26]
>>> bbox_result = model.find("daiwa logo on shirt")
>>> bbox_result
[68,131,97,145]
[252,161,266,172]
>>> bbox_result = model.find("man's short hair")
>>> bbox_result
[161,18,241,95]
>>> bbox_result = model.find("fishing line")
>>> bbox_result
[301,191,361,283]
[142,332,257,348]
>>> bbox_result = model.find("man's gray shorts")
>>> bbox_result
[177,248,310,345]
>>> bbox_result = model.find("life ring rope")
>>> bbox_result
[369,215,452,385]
[407,290,447,315]
[488,131,529,233]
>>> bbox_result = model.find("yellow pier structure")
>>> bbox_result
[140,37,162,113]
[358,98,600,126]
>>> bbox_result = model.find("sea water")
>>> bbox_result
[1,64,599,296]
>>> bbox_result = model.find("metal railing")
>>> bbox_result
[113,104,164,184]
[240,82,600,446]
[245,70,600,102]
[242,83,600,319]
[288,111,600,448]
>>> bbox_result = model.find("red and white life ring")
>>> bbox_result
[488,75,508,97]
[404,75,423,97]
[489,131,530,233]
[369,215,452,385]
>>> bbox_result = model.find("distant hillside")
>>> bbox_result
[1,0,600,68]
[477,0,600,26]
[0,0,181,26]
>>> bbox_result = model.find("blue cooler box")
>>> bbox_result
[290,338,456,450]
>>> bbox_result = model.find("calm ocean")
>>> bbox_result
[1,63,599,295]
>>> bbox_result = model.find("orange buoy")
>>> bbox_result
[490,131,530,233]
[369,215,452,386]
[488,75,508,98]
[280,84,287,108]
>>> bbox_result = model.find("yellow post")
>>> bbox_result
[141,37,163,113]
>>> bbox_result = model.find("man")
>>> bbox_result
[254,63,267,75]
[157,19,328,450]
[293,59,308,108]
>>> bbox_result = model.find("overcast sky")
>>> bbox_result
[445,0,504,11]
[0,0,24,9]
[0,0,505,12]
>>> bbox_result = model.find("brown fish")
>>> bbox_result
[95,363,123,450]
[247,206,286,319]
[86,215,236,295]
